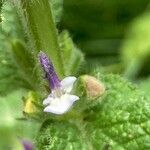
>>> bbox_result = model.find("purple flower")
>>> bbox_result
[39,51,79,114]
[39,51,60,89]
[22,139,34,150]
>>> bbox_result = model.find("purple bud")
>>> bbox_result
[39,51,60,89]
[22,139,34,150]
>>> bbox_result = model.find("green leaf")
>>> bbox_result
[50,0,63,24]
[138,77,150,97]
[36,120,89,149]
[0,45,27,95]
[121,13,150,79]
[0,63,22,95]
[1,1,24,39]
[15,120,40,141]
[83,74,150,149]
[13,0,65,77]
[0,90,41,148]
[0,2,29,95]
[0,90,25,148]
[0,89,26,118]
[36,73,150,149]
[11,39,39,90]
[0,0,3,22]
[59,30,84,75]
[0,2,49,95]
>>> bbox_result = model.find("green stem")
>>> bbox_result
[13,0,64,77]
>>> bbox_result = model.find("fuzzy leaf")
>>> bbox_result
[36,120,89,149]
[1,2,24,39]
[11,40,39,90]
[13,0,65,77]
[0,55,24,95]
[59,31,84,75]
[0,0,3,22]
[0,2,29,95]
[50,0,63,24]
[0,43,28,95]
[36,73,150,149]
[138,77,150,97]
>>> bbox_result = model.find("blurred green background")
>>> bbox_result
[60,0,150,79]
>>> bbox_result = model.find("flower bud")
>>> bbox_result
[81,75,105,99]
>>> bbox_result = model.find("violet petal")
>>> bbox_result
[22,139,34,150]
[39,51,60,89]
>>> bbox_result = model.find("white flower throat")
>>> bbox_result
[52,88,64,98]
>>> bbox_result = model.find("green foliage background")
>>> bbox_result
[0,0,150,149]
